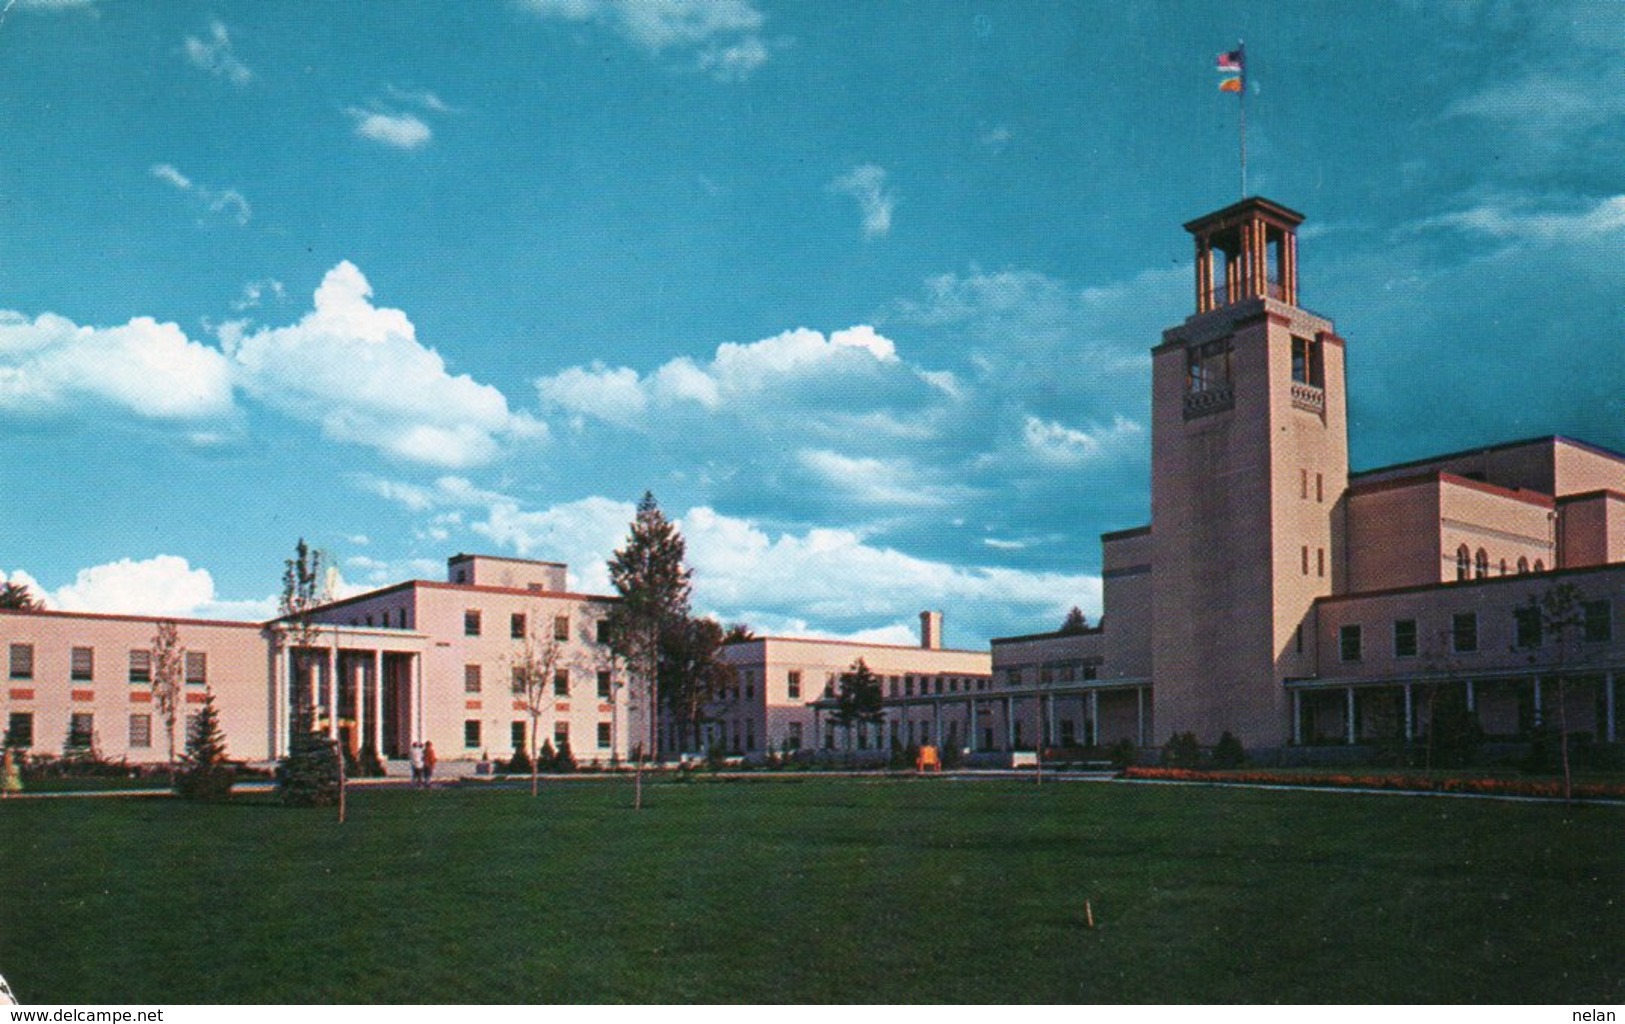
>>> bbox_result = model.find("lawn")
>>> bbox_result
[0,778,1619,1004]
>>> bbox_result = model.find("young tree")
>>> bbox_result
[659,616,734,754]
[274,539,345,819]
[0,581,41,610]
[605,492,693,808]
[1531,582,1589,804]
[150,621,185,782]
[832,659,886,755]
[1058,606,1089,634]
[175,688,234,801]
[511,617,569,797]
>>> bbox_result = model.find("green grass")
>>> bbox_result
[0,778,1620,1003]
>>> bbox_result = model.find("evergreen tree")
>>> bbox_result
[275,710,342,807]
[1058,606,1089,634]
[832,659,886,753]
[659,616,734,754]
[605,492,693,807]
[175,689,235,801]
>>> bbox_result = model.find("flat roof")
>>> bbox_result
[1350,434,1625,481]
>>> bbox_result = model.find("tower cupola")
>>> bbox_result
[1184,196,1304,313]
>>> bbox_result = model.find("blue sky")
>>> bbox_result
[3,1,1623,646]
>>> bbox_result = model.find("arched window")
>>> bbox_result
[1475,549,1489,579]
[1534,559,1545,572]
[1499,559,1508,575]
[1456,545,1471,581]
[1517,556,1529,574]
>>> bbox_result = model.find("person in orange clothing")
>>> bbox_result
[422,741,437,787]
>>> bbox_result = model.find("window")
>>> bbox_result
[71,646,94,682]
[511,667,526,695]
[464,664,482,693]
[597,670,612,699]
[1300,469,1309,500]
[9,644,33,680]
[554,722,569,749]
[1517,556,1529,574]
[1499,559,1508,576]
[1005,669,1021,688]
[744,671,755,700]
[464,720,481,748]
[1295,623,1303,654]
[4,712,34,748]
[464,610,482,636]
[511,613,527,639]
[1452,612,1478,653]
[1291,336,1324,386]
[596,619,612,644]
[67,712,94,751]
[786,721,802,750]
[553,669,569,697]
[1187,338,1233,393]
[1533,559,1545,572]
[787,670,801,699]
[185,713,201,745]
[1456,546,1471,581]
[1339,624,1362,662]
[398,607,408,628]
[1301,545,1309,575]
[1393,619,1418,659]
[128,713,152,748]
[1583,600,1613,643]
[128,650,151,684]
[1514,606,1543,649]
[1474,549,1489,579]
[1317,548,1325,578]
[904,675,914,696]
[1316,473,1324,503]
[597,722,612,749]
[511,721,526,750]
[184,652,207,686]
[553,615,570,641]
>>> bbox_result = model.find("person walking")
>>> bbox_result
[1,748,20,798]
[422,740,437,787]
[408,741,425,788]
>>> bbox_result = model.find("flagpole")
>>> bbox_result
[1238,40,1247,198]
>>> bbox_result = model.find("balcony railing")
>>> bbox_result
[1183,384,1234,419]
[1290,381,1325,414]
[1210,280,1287,307]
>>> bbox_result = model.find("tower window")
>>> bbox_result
[1456,545,1471,581]
[1474,549,1489,579]
[1517,556,1529,574]
[1291,336,1324,387]
[1186,339,1233,393]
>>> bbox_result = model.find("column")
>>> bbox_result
[968,698,977,750]
[1605,671,1615,743]
[1046,694,1057,747]
[1345,687,1356,745]
[326,646,338,739]
[1136,687,1147,747]
[1533,676,1543,729]
[1465,679,1475,713]
[414,652,425,744]
[1088,691,1100,747]
[372,650,385,755]
[1292,690,1302,746]
[352,657,365,756]
[1004,697,1015,750]
[1403,683,1413,742]
[273,644,287,758]
[932,701,942,747]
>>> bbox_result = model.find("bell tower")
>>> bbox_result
[1149,197,1348,748]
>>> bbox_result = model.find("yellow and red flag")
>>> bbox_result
[1217,47,1243,92]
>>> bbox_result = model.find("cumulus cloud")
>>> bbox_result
[0,309,234,420]
[347,108,432,149]
[1020,414,1145,466]
[150,163,251,225]
[222,262,545,466]
[1415,194,1625,244]
[183,20,252,85]
[520,0,774,81]
[830,164,895,238]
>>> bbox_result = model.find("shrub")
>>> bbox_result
[1107,738,1138,770]
[1212,731,1246,768]
[552,740,577,774]
[506,747,533,774]
[175,689,235,802]
[1161,731,1202,767]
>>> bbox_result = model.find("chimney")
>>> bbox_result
[919,610,943,650]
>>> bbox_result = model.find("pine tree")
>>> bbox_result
[175,689,235,801]
[1058,606,1089,634]
[833,659,886,753]
[605,492,693,807]
[275,710,342,807]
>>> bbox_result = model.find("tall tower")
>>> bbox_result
[1149,198,1348,747]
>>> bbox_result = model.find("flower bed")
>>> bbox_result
[1121,766,1625,800]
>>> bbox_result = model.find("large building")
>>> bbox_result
[1,554,636,766]
[879,197,1623,755]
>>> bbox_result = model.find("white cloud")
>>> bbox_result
[471,495,637,592]
[183,20,253,86]
[1416,195,1625,244]
[222,262,545,466]
[348,108,432,149]
[0,309,234,420]
[232,279,286,311]
[830,164,895,238]
[520,0,773,80]
[384,85,456,113]
[49,556,215,616]
[1020,414,1145,466]
[150,162,251,225]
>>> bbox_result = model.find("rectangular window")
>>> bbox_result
[597,722,612,749]
[554,722,569,749]
[1317,548,1326,578]
[1452,612,1478,654]
[597,670,612,699]
[1187,338,1233,393]
[553,669,569,698]
[1301,546,1309,575]
[128,713,152,748]
[511,721,526,750]
[1393,619,1418,659]
[1339,624,1362,662]
[786,670,801,699]
[128,650,151,684]
[1583,600,1612,643]
[9,644,34,680]
[67,712,94,751]
[464,720,481,748]
[71,646,94,682]
[1295,623,1304,654]
[184,651,207,686]
[1514,606,1542,649]
[4,711,34,749]
[904,675,914,696]
[553,615,570,641]
[464,664,482,693]
[1005,669,1021,688]
[1291,336,1324,387]
[1316,473,1324,503]
[464,610,482,636]
[786,721,802,750]
[511,613,527,639]
[596,619,611,644]
[511,667,526,695]
[1300,469,1308,500]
